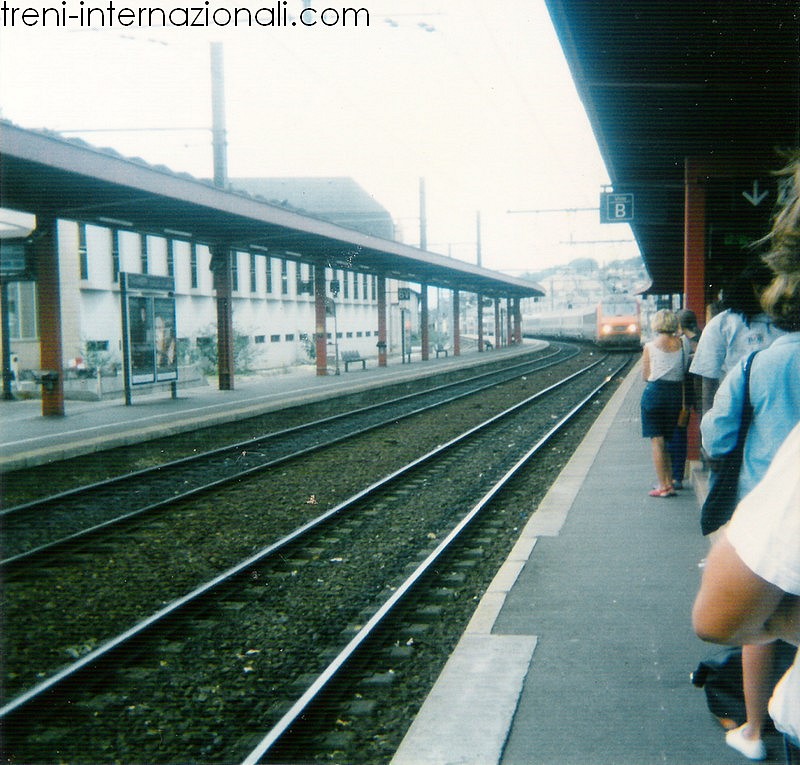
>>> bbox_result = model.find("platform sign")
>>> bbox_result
[121,272,177,388]
[600,192,634,223]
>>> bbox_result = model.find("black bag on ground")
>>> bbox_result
[700,352,757,536]
[692,642,798,730]
[691,646,745,729]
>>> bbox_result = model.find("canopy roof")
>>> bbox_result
[545,0,799,294]
[0,121,543,300]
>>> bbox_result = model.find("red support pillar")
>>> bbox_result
[513,298,522,344]
[684,158,709,461]
[507,298,513,345]
[477,294,484,352]
[684,158,708,324]
[420,285,429,361]
[35,216,65,416]
[314,263,328,376]
[452,290,461,356]
[211,244,235,390]
[494,298,501,349]
[377,275,387,367]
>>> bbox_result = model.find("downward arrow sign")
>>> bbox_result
[742,180,769,206]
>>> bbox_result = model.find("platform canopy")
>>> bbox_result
[0,121,543,300]
[545,0,799,294]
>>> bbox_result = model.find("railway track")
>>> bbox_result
[1,353,630,764]
[1,345,576,569]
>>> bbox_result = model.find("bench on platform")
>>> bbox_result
[341,350,367,371]
[435,344,449,358]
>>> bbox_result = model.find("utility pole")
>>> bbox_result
[210,41,228,189]
[209,42,235,389]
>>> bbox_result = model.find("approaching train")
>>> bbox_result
[522,297,642,349]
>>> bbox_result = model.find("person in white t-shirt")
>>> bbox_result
[693,420,800,762]
[690,260,784,415]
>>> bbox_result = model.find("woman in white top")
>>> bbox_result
[640,309,689,497]
[693,419,800,762]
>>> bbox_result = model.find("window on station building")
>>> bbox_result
[285,333,295,342]
[6,281,38,339]
[190,244,200,289]
[371,275,377,301]
[353,272,359,300]
[140,234,149,274]
[265,257,273,293]
[167,240,176,279]
[78,223,89,280]
[230,251,239,291]
[111,230,120,283]
[343,270,349,299]
[250,252,257,293]
[254,335,266,344]
[281,259,289,295]
[362,273,368,299]
[270,334,281,343]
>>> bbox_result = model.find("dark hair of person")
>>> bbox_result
[676,309,699,333]
[718,259,775,321]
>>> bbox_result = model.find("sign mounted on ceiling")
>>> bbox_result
[600,192,635,223]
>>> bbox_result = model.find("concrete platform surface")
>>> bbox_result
[392,368,782,765]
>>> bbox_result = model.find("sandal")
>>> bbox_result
[648,487,676,497]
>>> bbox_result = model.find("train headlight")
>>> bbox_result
[601,324,613,335]
[627,323,638,333]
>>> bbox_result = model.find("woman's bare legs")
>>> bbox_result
[650,435,673,490]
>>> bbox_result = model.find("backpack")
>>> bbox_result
[691,643,797,730]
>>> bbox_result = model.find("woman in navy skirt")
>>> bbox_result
[641,309,690,497]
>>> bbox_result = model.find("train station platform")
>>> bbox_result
[391,367,779,765]
[0,344,540,473]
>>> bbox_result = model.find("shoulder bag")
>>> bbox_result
[700,352,757,536]
[677,340,690,427]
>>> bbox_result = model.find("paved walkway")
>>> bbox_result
[392,366,782,765]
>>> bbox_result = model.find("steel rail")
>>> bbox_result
[0,353,609,723]
[1,347,576,570]
[240,356,630,764]
[2,347,569,520]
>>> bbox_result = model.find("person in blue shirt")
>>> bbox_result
[700,153,800,761]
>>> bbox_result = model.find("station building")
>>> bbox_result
[3,177,410,389]
[0,121,543,411]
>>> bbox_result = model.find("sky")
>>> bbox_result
[0,0,640,275]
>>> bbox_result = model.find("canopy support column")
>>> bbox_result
[452,290,461,356]
[314,263,328,376]
[35,216,65,416]
[477,294,484,352]
[211,244,235,390]
[420,285,429,361]
[494,298,501,349]
[377,275,387,367]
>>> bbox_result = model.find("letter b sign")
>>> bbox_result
[600,192,634,223]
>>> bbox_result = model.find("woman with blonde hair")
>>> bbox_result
[640,308,689,497]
